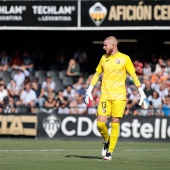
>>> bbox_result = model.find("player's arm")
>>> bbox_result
[130,72,150,109]
[84,71,100,104]
[84,57,103,104]
[126,56,150,109]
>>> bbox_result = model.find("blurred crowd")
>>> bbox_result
[0,47,170,117]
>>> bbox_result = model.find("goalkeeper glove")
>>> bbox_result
[84,85,94,104]
[138,87,150,109]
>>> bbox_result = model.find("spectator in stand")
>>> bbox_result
[156,83,169,101]
[66,58,81,83]
[141,75,150,89]
[43,93,56,109]
[87,100,97,115]
[91,86,101,105]
[43,88,56,107]
[0,83,8,111]
[133,104,154,116]
[55,90,65,109]
[69,99,78,114]
[41,76,56,92]
[75,81,87,97]
[0,49,11,72]
[156,64,169,83]
[154,57,166,74]
[7,80,20,102]
[124,100,134,115]
[133,59,143,78]
[31,78,44,109]
[10,49,22,67]
[0,79,5,86]
[16,82,37,113]
[166,82,170,94]
[162,96,170,117]
[63,85,76,102]
[129,88,141,106]
[150,53,158,72]
[151,75,161,92]
[126,85,132,99]
[76,94,87,114]
[73,47,88,72]
[143,61,152,77]
[73,76,84,91]
[57,97,69,114]
[143,80,154,98]
[11,65,30,90]
[39,76,56,105]
[165,58,170,74]
[22,76,31,90]
[148,91,163,106]
[21,49,34,73]
[3,96,17,114]
[148,91,162,116]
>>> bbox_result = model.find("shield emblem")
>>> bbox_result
[43,114,61,138]
[89,2,107,27]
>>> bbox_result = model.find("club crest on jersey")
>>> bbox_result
[116,59,120,64]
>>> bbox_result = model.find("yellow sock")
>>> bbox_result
[97,121,109,142]
[108,122,119,153]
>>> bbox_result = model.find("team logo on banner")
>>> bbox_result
[89,2,107,26]
[42,114,61,138]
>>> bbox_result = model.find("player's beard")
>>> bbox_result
[106,49,112,55]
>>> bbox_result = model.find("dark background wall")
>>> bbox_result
[1,30,170,74]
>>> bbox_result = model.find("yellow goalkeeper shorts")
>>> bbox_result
[97,96,126,118]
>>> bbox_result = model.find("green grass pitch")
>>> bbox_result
[0,139,169,170]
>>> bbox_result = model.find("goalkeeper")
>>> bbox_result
[84,36,150,161]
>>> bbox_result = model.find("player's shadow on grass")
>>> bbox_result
[65,155,101,160]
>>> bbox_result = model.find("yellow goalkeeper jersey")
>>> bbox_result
[96,52,140,100]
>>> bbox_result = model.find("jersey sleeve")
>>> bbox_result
[125,56,135,74]
[126,56,141,87]
[96,57,103,74]
[89,57,103,86]
[90,72,100,86]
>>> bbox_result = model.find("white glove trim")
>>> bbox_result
[138,87,146,98]
[138,87,150,109]
[87,85,94,93]
[84,85,94,104]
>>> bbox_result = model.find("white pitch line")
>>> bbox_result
[0,149,169,152]
[123,149,170,152]
[0,149,100,152]
[0,149,64,152]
